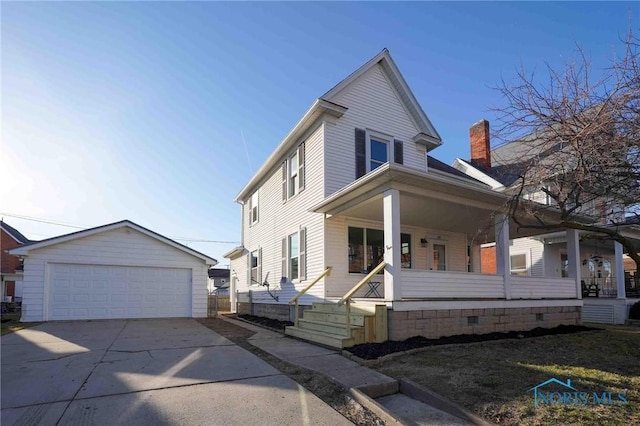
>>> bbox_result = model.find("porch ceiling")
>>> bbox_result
[313,163,562,241]
[338,193,496,237]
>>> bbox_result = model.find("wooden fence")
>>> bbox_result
[208,294,231,317]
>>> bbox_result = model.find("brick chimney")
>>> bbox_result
[470,119,491,169]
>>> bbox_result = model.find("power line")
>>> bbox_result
[0,212,240,244]
[0,213,86,229]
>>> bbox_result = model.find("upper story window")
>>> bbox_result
[370,138,388,171]
[282,143,305,201]
[355,128,403,179]
[249,191,259,225]
[289,151,299,197]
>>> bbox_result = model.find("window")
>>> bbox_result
[288,233,299,281]
[369,138,388,171]
[247,248,261,286]
[348,226,410,273]
[249,191,259,225]
[282,143,305,201]
[289,151,299,197]
[355,129,403,178]
[433,243,447,271]
[401,234,412,268]
[282,228,306,281]
[510,253,528,276]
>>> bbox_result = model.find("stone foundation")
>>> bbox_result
[388,306,582,341]
[236,302,310,322]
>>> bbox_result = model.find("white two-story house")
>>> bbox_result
[453,120,640,324]
[225,49,584,348]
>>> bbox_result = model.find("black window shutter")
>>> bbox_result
[298,143,305,191]
[394,140,404,164]
[281,162,287,202]
[355,128,366,179]
[281,238,287,280]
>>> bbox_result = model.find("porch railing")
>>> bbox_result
[288,266,332,326]
[401,270,504,299]
[337,261,387,336]
[511,276,576,299]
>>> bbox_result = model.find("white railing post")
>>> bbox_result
[495,214,511,299]
[383,189,401,301]
[614,242,626,299]
[566,229,582,299]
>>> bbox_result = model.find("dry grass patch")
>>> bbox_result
[375,325,639,425]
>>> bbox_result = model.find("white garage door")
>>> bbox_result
[49,264,191,320]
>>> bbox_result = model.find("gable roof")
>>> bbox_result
[1,221,31,244]
[235,49,442,202]
[7,220,218,265]
[322,48,441,146]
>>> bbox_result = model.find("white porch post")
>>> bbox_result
[614,242,626,299]
[383,189,401,301]
[566,229,582,299]
[495,214,511,299]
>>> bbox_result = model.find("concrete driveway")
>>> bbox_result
[1,319,351,425]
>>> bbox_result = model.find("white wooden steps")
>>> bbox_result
[285,301,388,349]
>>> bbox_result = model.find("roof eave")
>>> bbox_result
[7,220,218,265]
[223,246,246,260]
[235,99,347,202]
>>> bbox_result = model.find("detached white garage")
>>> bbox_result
[8,220,217,322]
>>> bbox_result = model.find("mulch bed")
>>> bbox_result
[237,314,293,331]
[349,324,599,360]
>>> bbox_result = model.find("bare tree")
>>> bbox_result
[491,30,640,274]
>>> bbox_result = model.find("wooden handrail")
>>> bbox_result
[337,261,386,305]
[289,266,332,327]
[289,267,333,305]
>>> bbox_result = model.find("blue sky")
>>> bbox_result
[2,2,637,265]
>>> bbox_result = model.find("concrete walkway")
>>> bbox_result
[1,319,351,425]
[222,316,473,425]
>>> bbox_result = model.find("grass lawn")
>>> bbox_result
[375,325,639,425]
[0,312,39,335]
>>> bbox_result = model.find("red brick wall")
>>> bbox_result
[480,245,497,274]
[1,229,23,274]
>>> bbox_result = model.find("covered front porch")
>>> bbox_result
[313,163,582,304]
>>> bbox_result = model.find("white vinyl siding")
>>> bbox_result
[324,64,425,196]
[231,124,325,305]
[509,237,545,277]
[19,227,208,322]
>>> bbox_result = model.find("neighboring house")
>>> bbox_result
[453,120,640,324]
[224,49,583,348]
[8,220,217,322]
[1,221,31,303]
[208,268,230,295]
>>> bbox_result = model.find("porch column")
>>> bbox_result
[383,188,401,301]
[566,229,582,299]
[494,214,511,299]
[614,242,626,299]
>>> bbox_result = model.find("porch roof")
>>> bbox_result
[311,163,564,240]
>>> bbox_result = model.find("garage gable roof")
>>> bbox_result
[7,220,218,265]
